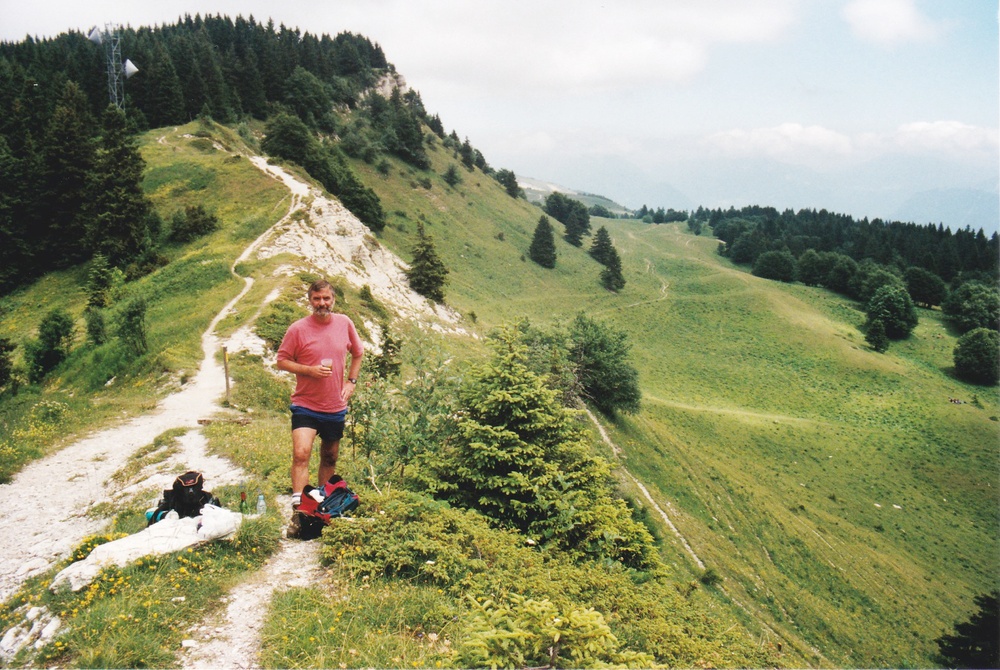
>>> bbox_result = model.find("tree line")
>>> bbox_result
[701,205,999,381]
[0,16,439,292]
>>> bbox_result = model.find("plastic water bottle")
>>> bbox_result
[256,493,266,515]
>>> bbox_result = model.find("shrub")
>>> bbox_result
[169,204,220,243]
[25,308,75,383]
[954,328,1000,385]
[114,297,148,356]
[943,282,1000,334]
[752,250,796,282]
[865,285,918,339]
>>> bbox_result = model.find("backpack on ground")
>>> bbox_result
[148,470,220,526]
[297,475,360,525]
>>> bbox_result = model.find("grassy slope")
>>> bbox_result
[352,142,1000,668]
[2,119,996,668]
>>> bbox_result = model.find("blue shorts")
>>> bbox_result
[290,405,347,442]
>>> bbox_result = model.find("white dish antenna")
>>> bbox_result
[88,26,102,44]
[124,59,139,79]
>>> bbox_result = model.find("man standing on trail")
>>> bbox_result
[276,279,363,538]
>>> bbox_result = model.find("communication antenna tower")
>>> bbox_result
[88,25,139,110]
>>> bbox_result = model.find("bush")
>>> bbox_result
[954,328,1000,385]
[25,308,75,383]
[865,285,918,340]
[943,282,1000,334]
[114,297,148,356]
[0,337,15,390]
[169,204,220,243]
[569,314,641,415]
[752,250,796,282]
[413,327,656,568]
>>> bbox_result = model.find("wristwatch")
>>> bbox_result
[348,377,358,384]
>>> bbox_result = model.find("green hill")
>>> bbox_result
[0,111,996,668]
[347,123,999,667]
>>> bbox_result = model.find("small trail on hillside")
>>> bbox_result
[584,408,704,570]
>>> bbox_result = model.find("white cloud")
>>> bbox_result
[706,123,854,162]
[330,0,798,93]
[842,0,938,46]
[704,120,999,168]
[891,121,999,155]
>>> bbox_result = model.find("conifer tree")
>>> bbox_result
[528,215,557,269]
[86,105,156,269]
[599,246,626,292]
[406,221,449,303]
[589,226,614,266]
[41,81,95,267]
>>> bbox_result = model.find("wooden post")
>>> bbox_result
[223,346,230,404]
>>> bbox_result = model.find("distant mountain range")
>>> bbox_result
[519,155,999,235]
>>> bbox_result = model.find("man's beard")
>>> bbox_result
[313,306,331,316]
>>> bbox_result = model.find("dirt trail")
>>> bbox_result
[585,408,705,570]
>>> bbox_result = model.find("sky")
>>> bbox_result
[2,0,998,230]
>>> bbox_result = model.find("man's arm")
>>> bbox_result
[276,359,329,378]
[341,351,363,401]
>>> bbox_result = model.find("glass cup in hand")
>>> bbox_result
[320,358,333,369]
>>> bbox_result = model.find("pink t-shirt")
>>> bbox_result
[276,313,364,413]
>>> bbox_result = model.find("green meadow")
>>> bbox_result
[351,140,1000,667]
[1,118,996,668]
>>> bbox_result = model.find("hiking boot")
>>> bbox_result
[286,508,303,540]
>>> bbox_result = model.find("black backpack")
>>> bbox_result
[148,471,220,525]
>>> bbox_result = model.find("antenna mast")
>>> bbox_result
[89,25,139,110]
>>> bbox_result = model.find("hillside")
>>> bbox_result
[0,45,997,670]
[340,116,1000,667]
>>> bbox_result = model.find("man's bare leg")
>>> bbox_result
[291,427,318,495]
[317,439,340,487]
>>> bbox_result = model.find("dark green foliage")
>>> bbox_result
[282,66,335,131]
[84,307,108,346]
[705,205,997,285]
[953,329,1000,385]
[459,138,475,170]
[86,254,114,309]
[369,321,402,379]
[865,319,889,353]
[0,337,15,390]
[413,327,657,569]
[825,254,858,294]
[904,266,947,308]
[25,308,74,383]
[405,222,448,303]
[865,285,918,340]
[588,226,615,266]
[568,314,641,415]
[590,204,615,219]
[528,216,557,269]
[728,228,767,265]
[544,193,591,247]
[40,80,95,268]
[86,106,156,269]
[169,204,220,243]
[935,591,1000,669]
[495,168,521,198]
[114,296,148,356]
[752,250,796,282]
[261,112,386,231]
[599,247,626,292]
[796,249,826,286]
[442,163,462,188]
[943,282,1000,333]
[849,260,903,303]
